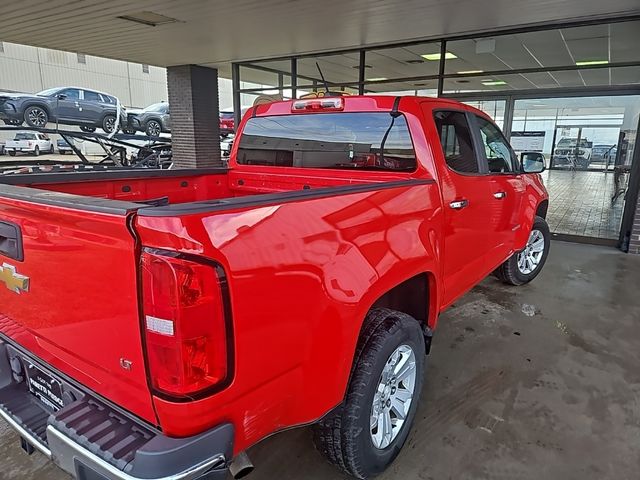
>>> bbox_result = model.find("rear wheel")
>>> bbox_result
[494,216,550,286]
[313,308,425,479]
[8,151,16,157]
[102,115,118,134]
[34,146,40,156]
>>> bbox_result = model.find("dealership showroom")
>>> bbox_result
[1,1,640,480]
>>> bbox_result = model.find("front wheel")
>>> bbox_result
[313,308,425,479]
[145,120,162,137]
[24,106,48,128]
[494,216,550,286]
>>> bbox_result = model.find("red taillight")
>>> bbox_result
[292,97,344,112]
[141,249,230,399]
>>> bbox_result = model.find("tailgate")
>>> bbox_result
[0,185,156,424]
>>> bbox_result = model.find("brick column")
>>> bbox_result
[167,65,220,168]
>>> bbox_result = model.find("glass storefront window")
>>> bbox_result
[444,20,640,75]
[511,95,640,240]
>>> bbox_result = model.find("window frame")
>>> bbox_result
[471,113,521,176]
[432,108,486,176]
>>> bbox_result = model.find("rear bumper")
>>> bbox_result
[0,338,233,480]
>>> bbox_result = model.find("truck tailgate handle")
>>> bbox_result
[0,221,23,261]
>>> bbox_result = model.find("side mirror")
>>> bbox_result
[521,152,545,173]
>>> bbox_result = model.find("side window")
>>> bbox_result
[476,116,518,173]
[83,90,102,102]
[60,88,80,100]
[433,110,479,174]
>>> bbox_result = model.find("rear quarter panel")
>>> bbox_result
[135,181,442,452]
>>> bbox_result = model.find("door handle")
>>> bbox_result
[493,191,507,199]
[74,101,80,107]
[449,199,469,210]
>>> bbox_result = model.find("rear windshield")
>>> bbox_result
[15,133,36,140]
[237,112,416,171]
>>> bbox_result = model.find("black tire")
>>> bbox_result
[494,216,550,286]
[49,145,54,154]
[34,146,40,157]
[313,308,425,479]
[59,151,66,155]
[123,128,137,135]
[80,126,96,133]
[8,151,16,157]
[145,120,162,137]
[24,105,49,128]
[102,115,118,134]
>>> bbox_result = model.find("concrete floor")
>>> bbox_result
[2,241,640,480]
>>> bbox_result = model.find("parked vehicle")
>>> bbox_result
[220,111,235,136]
[552,137,593,169]
[56,137,74,154]
[0,140,5,155]
[4,131,54,156]
[221,133,234,157]
[591,144,617,164]
[0,87,126,133]
[0,96,549,480]
[128,102,171,137]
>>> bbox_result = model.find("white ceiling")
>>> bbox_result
[0,0,639,79]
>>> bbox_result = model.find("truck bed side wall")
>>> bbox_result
[135,181,442,452]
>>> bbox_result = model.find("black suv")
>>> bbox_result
[0,87,126,133]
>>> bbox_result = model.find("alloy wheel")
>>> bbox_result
[370,344,417,450]
[27,108,47,127]
[517,229,545,275]
[147,121,161,137]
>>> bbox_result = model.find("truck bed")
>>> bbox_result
[0,166,411,211]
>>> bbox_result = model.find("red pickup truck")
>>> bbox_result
[0,96,549,480]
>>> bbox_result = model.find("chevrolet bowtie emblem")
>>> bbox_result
[0,263,30,294]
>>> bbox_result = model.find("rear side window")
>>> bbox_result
[237,112,416,171]
[83,90,101,102]
[433,110,479,174]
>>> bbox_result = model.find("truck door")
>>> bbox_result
[472,114,526,269]
[430,109,494,307]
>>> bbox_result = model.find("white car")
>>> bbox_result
[5,131,54,156]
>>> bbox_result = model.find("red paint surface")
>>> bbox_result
[0,96,547,454]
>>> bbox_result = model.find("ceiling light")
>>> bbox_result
[482,80,507,86]
[366,77,388,82]
[575,60,609,66]
[457,70,484,74]
[117,11,179,27]
[421,52,457,61]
